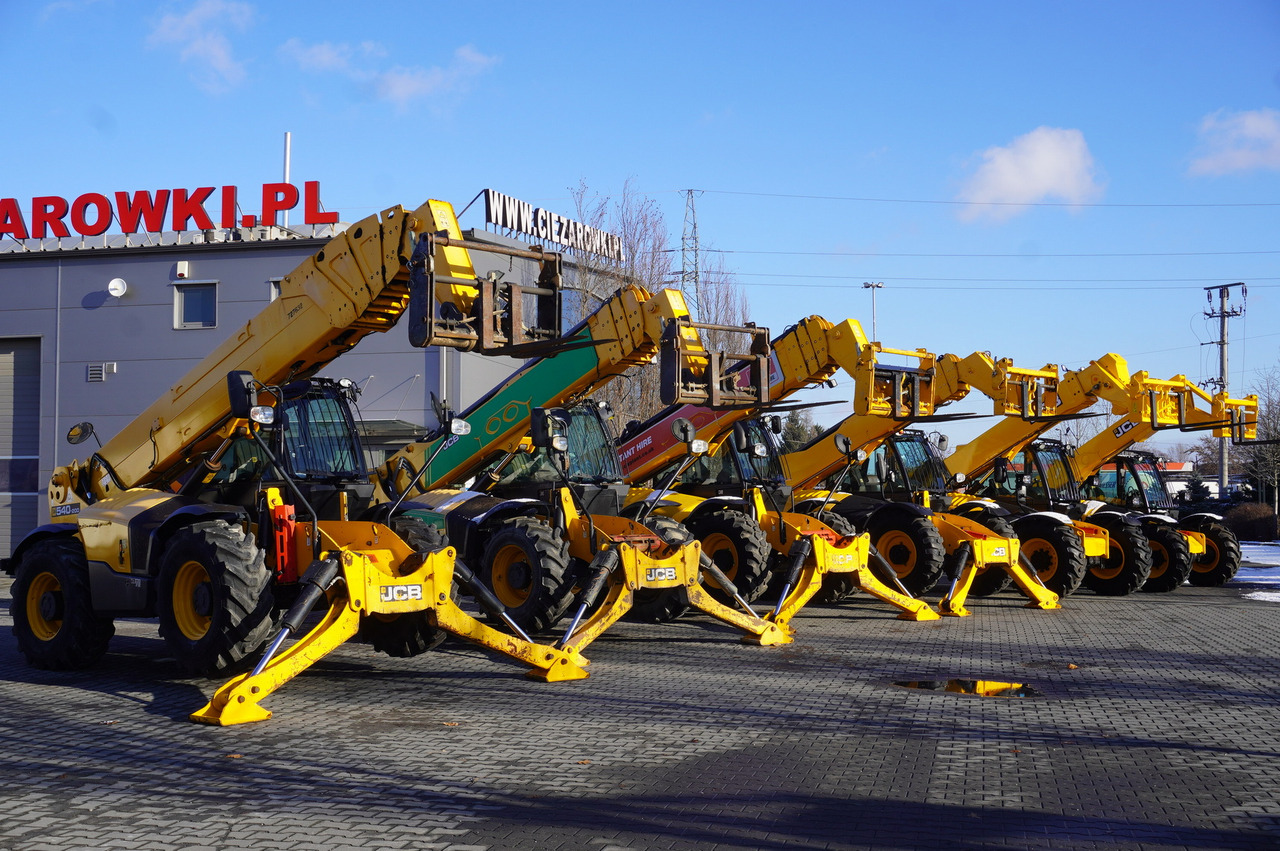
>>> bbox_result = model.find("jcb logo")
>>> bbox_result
[645,567,677,582]
[992,547,1008,558]
[829,553,854,566]
[1113,420,1136,439]
[379,584,424,602]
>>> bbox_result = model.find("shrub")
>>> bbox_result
[1222,503,1278,542]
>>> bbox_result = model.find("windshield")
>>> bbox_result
[491,405,622,487]
[1131,461,1170,506]
[1035,446,1079,502]
[280,391,364,479]
[893,435,949,492]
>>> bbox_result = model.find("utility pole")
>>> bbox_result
[862,282,884,339]
[1202,282,1246,496]
[680,190,702,319]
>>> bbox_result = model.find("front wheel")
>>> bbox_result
[687,509,772,604]
[360,516,453,657]
[867,513,946,596]
[1141,523,1192,593]
[157,520,274,676]
[480,517,574,634]
[1016,517,1088,597]
[1082,514,1152,596]
[1187,520,1241,587]
[11,537,114,670]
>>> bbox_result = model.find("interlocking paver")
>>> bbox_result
[3,573,1280,849]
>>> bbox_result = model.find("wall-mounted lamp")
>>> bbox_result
[107,278,129,298]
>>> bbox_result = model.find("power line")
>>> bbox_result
[694,189,1280,208]
[669,247,1280,259]
[723,273,1280,286]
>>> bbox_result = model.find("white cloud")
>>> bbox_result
[1189,108,1280,176]
[957,127,1104,222]
[147,0,254,95]
[278,40,498,110]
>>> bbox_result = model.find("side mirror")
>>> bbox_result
[833,433,852,456]
[67,421,96,446]
[672,417,707,455]
[530,408,567,451]
[932,433,950,453]
[227,370,257,419]
[227,370,275,425]
[992,456,1010,481]
[873,450,888,482]
[768,415,782,435]
[732,422,750,453]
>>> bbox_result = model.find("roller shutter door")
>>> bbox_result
[0,339,40,555]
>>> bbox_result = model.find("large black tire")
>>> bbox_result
[808,510,861,603]
[1015,517,1088,597]
[157,520,274,676]
[866,513,947,596]
[960,512,1016,597]
[480,517,574,634]
[1082,514,1153,596]
[1141,523,1193,593]
[1187,520,1241,587]
[686,509,772,604]
[10,537,114,670]
[628,515,694,623]
[359,516,452,657]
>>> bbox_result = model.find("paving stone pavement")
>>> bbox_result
[2,572,1279,851]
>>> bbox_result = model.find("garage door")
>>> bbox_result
[0,339,40,555]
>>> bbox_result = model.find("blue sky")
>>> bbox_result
[2,0,1277,446]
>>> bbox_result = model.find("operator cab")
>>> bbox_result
[1084,452,1176,513]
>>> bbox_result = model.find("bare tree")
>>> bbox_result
[1236,362,1280,510]
[567,180,756,428]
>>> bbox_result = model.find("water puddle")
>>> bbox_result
[893,679,1040,698]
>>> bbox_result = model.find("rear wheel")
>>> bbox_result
[158,520,274,676]
[686,509,772,604]
[360,517,452,656]
[1141,523,1193,593]
[961,513,1016,597]
[1016,517,1087,597]
[1082,514,1152,596]
[867,514,946,596]
[480,517,574,633]
[11,537,114,670]
[1187,520,1241,587]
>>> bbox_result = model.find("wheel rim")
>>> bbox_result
[1092,541,1125,581]
[26,571,63,641]
[877,530,917,579]
[172,560,213,641]
[702,532,740,588]
[1023,538,1059,582]
[1148,542,1170,579]
[1193,539,1220,573]
[490,545,532,608]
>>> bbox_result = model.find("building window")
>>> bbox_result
[174,282,217,329]
[269,278,282,302]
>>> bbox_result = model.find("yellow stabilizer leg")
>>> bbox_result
[432,597,589,682]
[852,567,941,621]
[555,581,635,660]
[937,542,978,618]
[191,592,360,726]
[1011,553,1062,610]
[819,534,939,622]
[687,582,792,646]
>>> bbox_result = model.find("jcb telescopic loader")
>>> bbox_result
[728,327,1061,616]
[1082,449,1241,586]
[366,283,791,648]
[952,360,1256,594]
[4,201,591,724]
